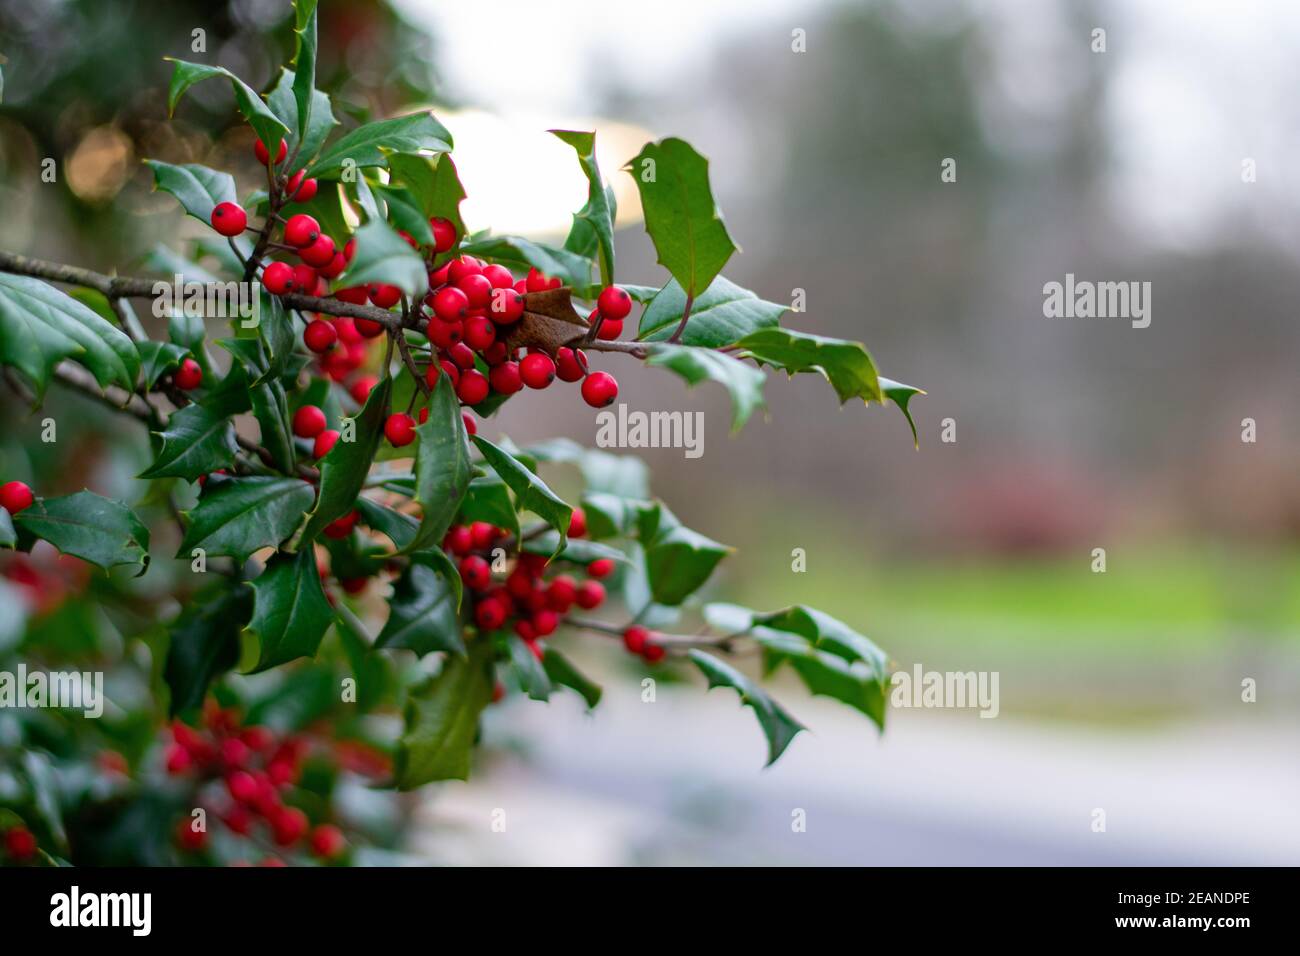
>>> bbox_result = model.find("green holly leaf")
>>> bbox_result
[752,605,889,682]
[505,635,551,701]
[472,435,572,558]
[353,497,418,551]
[250,378,296,473]
[373,183,435,246]
[375,552,465,658]
[458,475,519,539]
[136,340,189,390]
[388,152,466,244]
[0,273,140,400]
[688,650,805,766]
[520,533,628,567]
[779,648,889,729]
[311,111,453,179]
[14,491,150,576]
[637,276,786,347]
[403,373,472,554]
[880,376,925,447]
[138,364,250,481]
[178,477,314,565]
[143,161,237,225]
[736,327,884,405]
[459,235,593,289]
[394,637,494,788]
[244,548,333,672]
[551,130,616,287]
[645,343,766,432]
[164,58,288,157]
[626,137,736,299]
[0,508,15,549]
[339,218,428,299]
[290,0,318,144]
[300,376,392,542]
[643,519,731,606]
[542,647,602,709]
[163,582,252,716]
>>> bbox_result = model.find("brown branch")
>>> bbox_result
[666,291,694,344]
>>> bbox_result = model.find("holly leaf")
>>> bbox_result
[541,647,602,709]
[388,152,466,243]
[339,218,427,299]
[138,365,250,481]
[14,491,150,576]
[244,548,333,672]
[736,327,884,405]
[394,637,494,788]
[311,111,453,179]
[626,137,736,298]
[0,273,140,400]
[638,276,786,347]
[551,130,615,287]
[164,58,288,157]
[375,552,465,658]
[250,378,296,473]
[402,373,472,554]
[505,636,551,701]
[752,605,889,683]
[0,509,15,550]
[460,235,593,289]
[645,343,766,432]
[472,435,572,557]
[178,477,314,565]
[163,582,252,716]
[300,376,392,542]
[373,183,436,246]
[520,533,628,567]
[290,0,318,144]
[643,521,731,606]
[688,650,805,766]
[136,340,189,390]
[458,475,519,539]
[880,376,925,447]
[143,161,237,224]
[353,497,418,551]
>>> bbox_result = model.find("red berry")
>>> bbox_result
[368,283,401,308]
[489,361,523,395]
[482,342,509,366]
[323,508,359,540]
[301,234,337,268]
[0,481,35,515]
[447,342,475,369]
[575,580,605,609]
[546,575,577,612]
[479,264,512,289]
[525,268,548,293]
[220,737,250,768]
[623,625,649,655]
[254,137,287,166]
[272,807,309,847]
[643,641,666,663]
[355,317,386,338]
[444,524,473,555]
[468,521,497,550]
[432,286,469,322]
[463,315,496,351]
[350,375,379,404]
[314,429,341,459]
[460,555,492,592]
[174,357,203,390]
[489,288,525,324]
[457,272,492,310]
[519,353,555,389]
[284,214,320,248]
[210,201,247,237]
[291,263,317,292]
[341,577,368,595]
[597,318,623,340]
[294,177,319,202]
[587,557,615,579]
[568,508,587,538]
[164,743,192,775]
[262,261,295,295]
[318,251,347,279]
[475,597,507,630]
[430,217,456,253]
[310,824,347,859]
[555,347,587,382]
[176,817,208,852]
[457,369,490,405]
[447,257,482,284]
[462,413,478,436]
[597,285,633,321]
[532,609,559,637]
[581,371,618,408]
[429,318,463,350]
[385,413,417,447]
[3,827,36,862]
[334,285,368,305]
[303,318,337,353]
[227,769,259,803]
[292,405,327,439]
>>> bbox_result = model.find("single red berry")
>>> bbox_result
[428,263,451,289]
[335,285,368,305]
[642,641,666,663]
[457,272,493,310]
[0,481,35,515]
[532,609,559,637]
[294,177,319,202]
[463,314,496,351]
[240,726,273,752]
[210,201,248,237]
[301,234,337,268]
[314,429,341,459]
[482,342,509,366]
[355,317,386,338]
[525,268,548,293]
[344,237,357,262]
[623,625,649,655]
[587,558,615,579]
[368,283,402,308]
[223,804,254,836]
[272,807,309,847]
[323,508,359,540]
[462,413,478,436]
[432,286,469,322]
[597,285,633,321]
[164,743,192,775]
[304,319,337,353]
[350,375,379,404]
[292,405,327,439]
[575,580,605,609]
[489,288,525,324]
[318,251,347,279]
[220,737,250,768]
[443,342,471,370]
[291,263,317,292]
[444,524,473,555]
[555,347,587,382]
[310,824,347,860]
[581,371,618,408]
[460,555,492,591]
[254,137,288,166]
[3,826,37,862]
[568,508,587,538]
[519,352,556,389]
[340,577,368,595]
[176,817,208,852]
[597,318,623,340]
[430,217,457,253]
[174,358,203,390]
[457,369,490,405]
[514,619,537,641]
[284,213,320,248]
[466,521,495,550]
[262,261,295,295]
[398,229,419,249]
[546,575,577,612]
[385,413,417,447]
[429,318,463,350]
[479,264,512,289]
[475,597,507,630]
[489,361,523,395]
[447,257,483,284]
[227,769,259,803]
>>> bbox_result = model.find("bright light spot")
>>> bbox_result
[66,126,133,203]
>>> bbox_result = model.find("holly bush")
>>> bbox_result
[0,0,921,866]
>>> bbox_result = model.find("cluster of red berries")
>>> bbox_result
[164,702,348,864]
[2,825,38,863]
[0,480,34,514]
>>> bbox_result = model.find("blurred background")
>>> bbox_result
[1,0,1297,864]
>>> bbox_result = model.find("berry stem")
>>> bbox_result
[666,291,695,344]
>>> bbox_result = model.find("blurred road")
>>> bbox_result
[410,685,1300,866]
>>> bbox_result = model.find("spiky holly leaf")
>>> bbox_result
[542,647,602,709]
[163,581,252,716]
[165,59,288,157]
[401,372,472,554]
[551,130,616,287]
[735,327,884,405]
[641,507,732,606]
[178,477,314,565]
[13,491,150,576]
[389,153,467,250]
[138,364,251,481]
[638,276,786,348]
[645,343,766,432]
[374,552,465,658]
[244,548,333,672]
[143,161,237,224]
[311,111,453,179]
[460,235,593,290]
[688,650,805,766]
[290,0,318,144]
[394,637,494,789]
[880,376,925,446]
[339,219,427,299]
[300,376,392,542]
[472,435,573,558]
